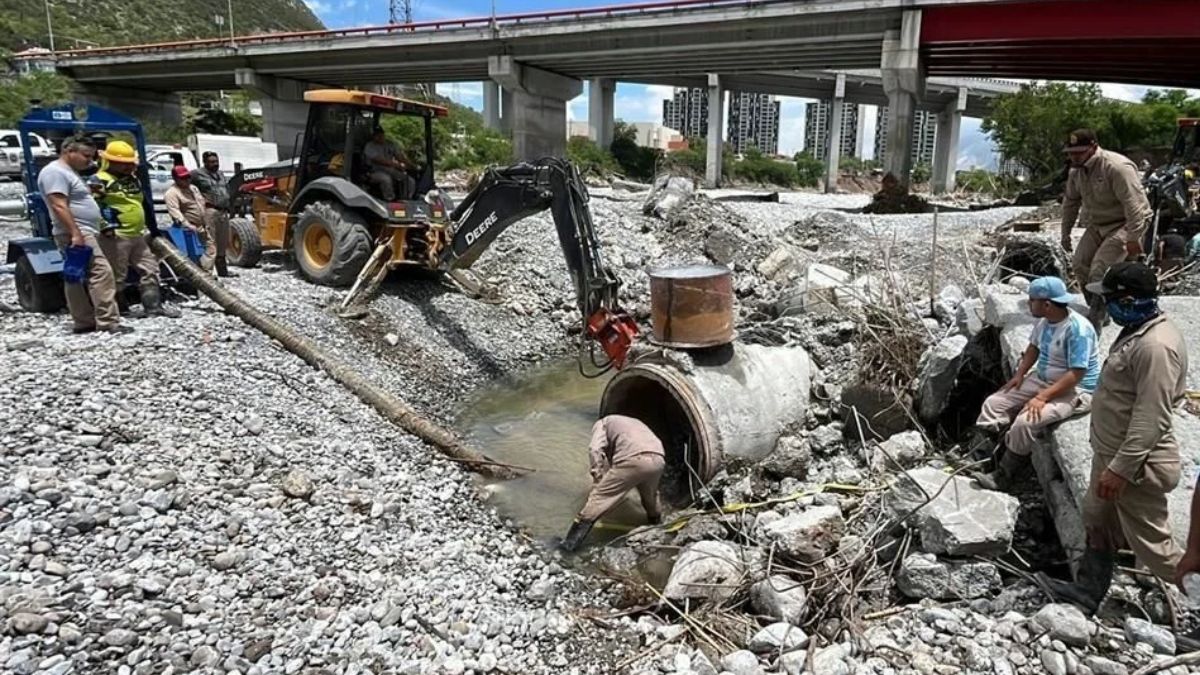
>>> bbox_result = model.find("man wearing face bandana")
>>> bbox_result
[1060,129,1152,334]
[1042,263,1189,623]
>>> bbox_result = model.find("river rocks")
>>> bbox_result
[1083,655,1128,675]
[102,628,139,648]
[8,613,48,635]
[758,506,845,562]
[281,468,315,499]
[1124,617,1175,655]
[211,549,246,571]
[748,622,808,653]
[664,540,745,602]
[895,552,1002,600]
[914,335,968,423]
[750,575,808,625]
[721,650,763,675]
[1032,604,1094,647]
[886,465,1020,556]
[760,436,811,479]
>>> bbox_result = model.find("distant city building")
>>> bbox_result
[803,100,861,161]
[875,108,938,167]
[727,92,780,155]
[568,121,591,139]
[998,157,1030,179]
[662,88,710,139]
[630,123,683,151]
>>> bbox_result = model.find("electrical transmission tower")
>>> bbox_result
[388,0,413,23]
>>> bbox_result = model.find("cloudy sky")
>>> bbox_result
[304,0,1197,169]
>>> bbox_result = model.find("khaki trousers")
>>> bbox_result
[976,374,1087,456]
[1082,452,1182,582]
[97,233,159,294]
[578,453,665,521]
[53,232,119,331]
[203,208,229,264]
[1072,225,1129,290]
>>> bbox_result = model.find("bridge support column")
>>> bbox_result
[932,87,967,194]
[488,56,582,161]
[483,81,502,131]
[824,74,846,194]
[235,69,309,159]
[76,84,183,129]
[880,10,925,188]
[588,78,615,150]
[705,74,724,188]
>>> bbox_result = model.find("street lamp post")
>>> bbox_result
[44,0,55,52]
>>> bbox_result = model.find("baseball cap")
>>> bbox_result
[1085,261,1159,297]
[171,165,191,180]
[1064,128,1098,151]
[1028,276,1076,304]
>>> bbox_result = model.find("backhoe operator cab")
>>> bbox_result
[240,89,451,287]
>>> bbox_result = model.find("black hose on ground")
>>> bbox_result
[149,236,520,481]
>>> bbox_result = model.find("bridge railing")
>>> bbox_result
[34,0,789,59]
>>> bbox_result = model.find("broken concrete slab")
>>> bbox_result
[895,552,1002,600]
[955,298,985,338]
[758,505,845,562]
[759,435,811,479]
[777,263,854,317]
[663,540,745,602]
[914,335,968,424]
[643,175,695,220]
[1031,603,1094,648]
[868,430,928,473]
[886,465,1020,556]
[757,246,798,281]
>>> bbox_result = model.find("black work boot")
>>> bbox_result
[975,451,1033,492]
[1038,548,1116,614]
[964,427,1000,466]
[215,256,236,278]
[558,519,595,553]
[140,286,181,319]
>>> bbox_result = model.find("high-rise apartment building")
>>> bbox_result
[662,88,710,139]
[803,100,861,161]
[875,108,938,167]
[727,92,781,155]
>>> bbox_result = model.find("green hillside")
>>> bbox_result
[0,0,324,52]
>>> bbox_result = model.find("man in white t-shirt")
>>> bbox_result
[969,276,1100,491]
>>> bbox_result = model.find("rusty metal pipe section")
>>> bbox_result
[599,343,811,499]
[649,264,734,348]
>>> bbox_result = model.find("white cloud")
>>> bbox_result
[777,97,805,156]
[304,0,332,14]
[614,83,672,124]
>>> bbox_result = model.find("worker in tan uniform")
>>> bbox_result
[559,415,666,552]
[1060,129,1152,333]
[163,166,212,271]
[1042,262,1187,616]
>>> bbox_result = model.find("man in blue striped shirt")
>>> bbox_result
[973,276,1101,491]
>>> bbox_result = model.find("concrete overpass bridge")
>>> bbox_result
[30,0,1187,191]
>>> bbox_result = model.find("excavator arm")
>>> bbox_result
[440,158,638,370]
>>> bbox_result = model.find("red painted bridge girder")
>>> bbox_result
[921,0,1200,89]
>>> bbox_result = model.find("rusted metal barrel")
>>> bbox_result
[649,264,734,348]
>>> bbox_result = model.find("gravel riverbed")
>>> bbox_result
[0,184,1039,674]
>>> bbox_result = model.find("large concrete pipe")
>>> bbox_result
[600,343,811,503]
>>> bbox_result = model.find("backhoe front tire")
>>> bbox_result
[292,202,372,287]
[226,216,263,268]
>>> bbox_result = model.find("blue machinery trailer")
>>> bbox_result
[4,103,202,312]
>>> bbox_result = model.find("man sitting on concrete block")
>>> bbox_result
[969,276,1100,491]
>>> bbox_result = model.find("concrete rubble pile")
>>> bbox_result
[586,189,1199,674]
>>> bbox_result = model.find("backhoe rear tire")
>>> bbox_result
[226,216,263,268]
[292,201,372,287]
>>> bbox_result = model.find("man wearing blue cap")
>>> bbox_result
[971,276,1100,491]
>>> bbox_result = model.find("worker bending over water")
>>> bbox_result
[560,415,665,552]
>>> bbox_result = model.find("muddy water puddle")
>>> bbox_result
[457,362,657,547]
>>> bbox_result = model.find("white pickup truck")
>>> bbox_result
[0,130,55,179]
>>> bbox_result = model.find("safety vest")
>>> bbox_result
[95,169,146,238]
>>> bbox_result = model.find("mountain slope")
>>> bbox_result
[1,0,323,52]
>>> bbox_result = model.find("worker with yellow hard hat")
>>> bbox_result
[93,140,180,318]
